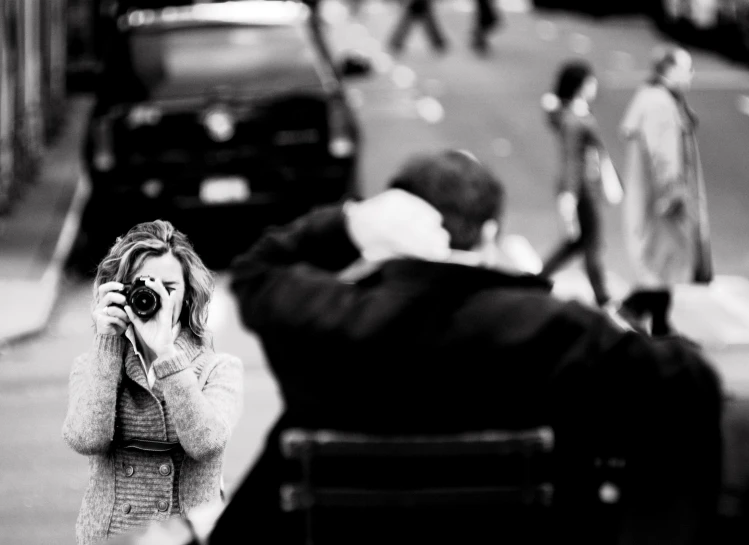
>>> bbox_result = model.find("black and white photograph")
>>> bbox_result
[1,0,749,543]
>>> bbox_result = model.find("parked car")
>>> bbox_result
[78,0,370,269]
[531,0,652,17]
[654,0,749,60]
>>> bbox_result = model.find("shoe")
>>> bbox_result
[602,300,649,334]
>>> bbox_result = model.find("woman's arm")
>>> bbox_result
[62,334,124,455]
[155,353,244,461]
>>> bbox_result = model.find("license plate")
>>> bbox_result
[199,176,250,204]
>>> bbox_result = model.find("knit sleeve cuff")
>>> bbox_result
[153,351,193,379]
[93,334,125,377]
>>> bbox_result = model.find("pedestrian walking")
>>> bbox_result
[539,60,621,310]
[209,149,722,545]
[472,0,503,54]
[62,220,244,545]
[617,46,713,336]
[388,0,448,54]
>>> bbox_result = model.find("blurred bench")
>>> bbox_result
[280,427,554,544]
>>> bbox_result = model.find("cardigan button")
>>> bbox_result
[157,500,169,512]
[125,466,134,477]
[122,503,131,515]
[159,464,171,476]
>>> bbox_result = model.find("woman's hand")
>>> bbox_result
[124,277,179,361]
[94,282,131,336]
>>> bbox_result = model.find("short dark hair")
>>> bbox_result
[554,60,594,103]
[650,45,688,79]
[388,149,504,251]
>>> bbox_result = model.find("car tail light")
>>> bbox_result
[327,96,355,158]
[202,105,236,142]
[127,104,162,128]
[93,118,115,172]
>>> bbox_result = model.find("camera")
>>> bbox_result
[118,277,161,320]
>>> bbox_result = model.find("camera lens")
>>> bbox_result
[128,286,160,319]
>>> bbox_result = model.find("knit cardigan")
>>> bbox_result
[62,330,244,545]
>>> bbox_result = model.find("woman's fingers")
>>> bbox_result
[123,305,140,326]
[100,292,126,309]
[105,305,128,322]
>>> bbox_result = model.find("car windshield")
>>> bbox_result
[101,23,326,103]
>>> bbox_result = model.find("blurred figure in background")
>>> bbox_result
[388,0,448,54]
[540,60,618,311]
[618,46,713,336]
[62,220,244,545]
[472,0,503,54]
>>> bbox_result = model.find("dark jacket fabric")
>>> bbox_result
[214,204,722,545]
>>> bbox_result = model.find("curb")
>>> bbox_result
[0,174,89,347]
[0,98,92,347]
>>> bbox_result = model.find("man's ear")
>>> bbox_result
[481,219,500,246]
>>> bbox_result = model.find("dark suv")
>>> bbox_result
[80,1,367,267]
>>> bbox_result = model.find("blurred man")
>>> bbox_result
[473,0,502,54]
[618,46,713,336]
[388,0,448,54]
[215,149,722,545]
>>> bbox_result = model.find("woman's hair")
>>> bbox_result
[92,220,215,344]
[389,149,504,251]
[554,60,594,103]
[543,59,594,131]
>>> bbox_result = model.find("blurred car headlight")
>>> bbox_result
[327,96,355,158]
[329,137,355,158]
[203,106,236,142]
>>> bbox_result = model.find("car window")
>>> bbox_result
[101,23,326,104]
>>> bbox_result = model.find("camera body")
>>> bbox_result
[118,276,161,320]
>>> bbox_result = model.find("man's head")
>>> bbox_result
[651,45,694,93]
[388,149,504,252]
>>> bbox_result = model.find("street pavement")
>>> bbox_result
[2,1,749,543]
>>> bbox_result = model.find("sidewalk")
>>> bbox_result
[0,95,93,347]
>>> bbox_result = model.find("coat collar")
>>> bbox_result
[123,328,204,390]
[365,258,552,293]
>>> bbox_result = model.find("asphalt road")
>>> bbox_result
[3,1,749,543]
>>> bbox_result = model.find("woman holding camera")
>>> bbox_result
[62,220,244,545]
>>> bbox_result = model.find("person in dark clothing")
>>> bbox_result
[540,60,614,309]
[388,0,448,54]
[472,0,502,54]
[212,149,722,545]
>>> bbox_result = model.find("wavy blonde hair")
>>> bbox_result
[92,220,215,344]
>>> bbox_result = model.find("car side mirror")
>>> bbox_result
[339,51,373,78]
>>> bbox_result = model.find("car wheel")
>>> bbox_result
[736,6,749,59]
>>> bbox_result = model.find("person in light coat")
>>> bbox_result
[618,46,712,336]
[62,220,244,545]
